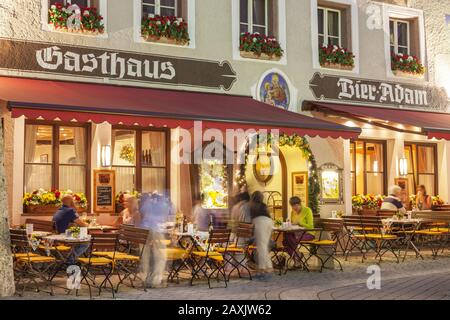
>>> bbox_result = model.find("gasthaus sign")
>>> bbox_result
[0,38,237,91]
[309,72,448,111]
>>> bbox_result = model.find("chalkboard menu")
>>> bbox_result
[93,170,115,213]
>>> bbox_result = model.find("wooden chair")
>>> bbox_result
[302,219,343,272]
[10,229,56,296]
[93,224,149,293]
[78,233,119,299]
[377,210,398,218]
[25,218,55,232]
[190,228,231,289]
[216,222,254,280]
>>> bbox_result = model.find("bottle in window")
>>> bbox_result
[182,215,188,233]
[148,150,153,166]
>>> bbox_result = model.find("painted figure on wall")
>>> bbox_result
[259,73,290,110]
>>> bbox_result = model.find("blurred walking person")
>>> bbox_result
[139,192,173,288]
[249,191,273,279]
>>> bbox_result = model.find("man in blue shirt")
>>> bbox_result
[53,194,89,264]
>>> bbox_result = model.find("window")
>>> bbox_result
[390,19,410,55]
[142,0,178,17]
[318,7,341,46]
[112,127,169,194]
[404,143,437,196]
[51,0,96,9]
[350,140,386,196]
[24,122,90,195]
[240,0,268,35]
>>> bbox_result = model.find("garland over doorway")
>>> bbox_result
[236,133,320,214]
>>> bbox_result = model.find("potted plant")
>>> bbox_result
[352,194,385,215]
[391,53,425,78]
[48,2,105,35]
[239,32,283,61]
[23,189,88,214]
[141,14,189,45]
[319,44,355,70]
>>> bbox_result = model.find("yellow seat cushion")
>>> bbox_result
[215,247,245,253]
[192,251,224,262]
[39,245,71,251]
[415,230,443,236]
[353,227,375,231]
[364,234,397,240]
[17,255,56,263]
[160,240,172,246]
[248,245,257,250]
[301,240,336,246]
[92,252,140,261]
[429,227,450,233]
[164,248,188,260]
[14,253,39,258]
[78,257,112,266]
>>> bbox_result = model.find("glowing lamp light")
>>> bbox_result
[399,157,408,176]
[101,145,111,167]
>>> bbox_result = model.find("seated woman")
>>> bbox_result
[284,196,315,257]
[114,195,140,226]
[416,185,432,210]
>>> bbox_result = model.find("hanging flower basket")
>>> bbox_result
[48,24,102,35]
[23,189,88,214]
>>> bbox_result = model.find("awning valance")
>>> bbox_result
[1,77,360,139]
[304,101,450,140]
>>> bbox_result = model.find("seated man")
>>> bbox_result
[381,185,407,214]
[53,194,89,265]
[284,196,315,256]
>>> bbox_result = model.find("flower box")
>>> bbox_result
[24,205,86,215]
[143,35,189,46]
[48,24,103,35]
[392,70,424,79]
[321,62,354,71]
[48,3,104,35]
[239,50,281,61]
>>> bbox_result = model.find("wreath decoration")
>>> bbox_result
[236,133,320,214]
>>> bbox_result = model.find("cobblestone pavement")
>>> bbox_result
[6,253,450,300]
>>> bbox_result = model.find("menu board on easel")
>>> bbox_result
[94,170,115,214]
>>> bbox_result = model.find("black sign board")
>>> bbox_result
[0,38,237,91]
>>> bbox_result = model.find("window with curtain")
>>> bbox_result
[143,0,178,17]
[112,128,169,194]
[404,143,437,196]
[390,19,410,55]
[240,0,269,35]
[318,6,341,47]
[24,123,89,194]
[350,140,386,196]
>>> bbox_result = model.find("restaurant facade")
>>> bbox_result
[1,0,450,226]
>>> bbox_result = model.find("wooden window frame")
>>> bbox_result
[404,142,438,195]
[111,125,171,193]
[63,0,91,6]
[318,6,342,47]
[240,0,269,35]
[24,120,92,212]
[390,19,410,55]
[350,139,387,196]
[142,0,178,17]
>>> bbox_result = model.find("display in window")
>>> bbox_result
[200,160,228,209]
[120,144,135,164]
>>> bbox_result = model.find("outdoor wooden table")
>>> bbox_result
[271,226,322,274]
[87,225,118,233]
[382,218,423,261]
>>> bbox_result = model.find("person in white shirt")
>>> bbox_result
[380,185,407,214]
